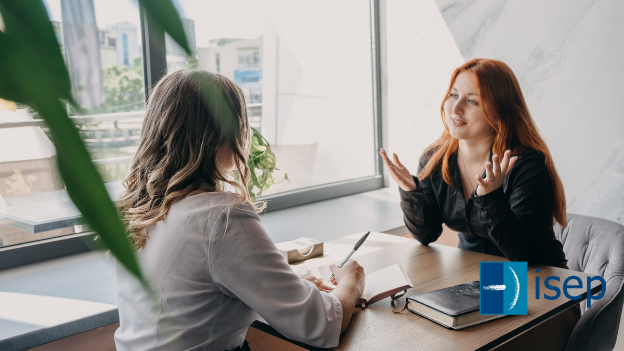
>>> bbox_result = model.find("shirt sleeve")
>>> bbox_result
[207,203,343,348]
[399,152,444,245]
[471,151,555,263]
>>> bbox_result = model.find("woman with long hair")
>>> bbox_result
[381,59,577,350]
[115,70,364,351]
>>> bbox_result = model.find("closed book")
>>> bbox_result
[406,281,505,330]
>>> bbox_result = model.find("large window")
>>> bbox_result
[0,0,383,249]
[167,0,382,200]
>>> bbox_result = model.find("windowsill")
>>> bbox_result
[0,186,404,350]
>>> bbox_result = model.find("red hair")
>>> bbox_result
[418,59,567,227]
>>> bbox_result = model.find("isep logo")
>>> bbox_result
[480,262,527,315]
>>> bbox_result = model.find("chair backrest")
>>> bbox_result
[554,213,624,351]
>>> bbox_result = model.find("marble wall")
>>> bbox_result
[385,0,624,223]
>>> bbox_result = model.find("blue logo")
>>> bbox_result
[480,262,527,315]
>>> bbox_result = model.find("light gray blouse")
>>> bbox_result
[115,192,343,351]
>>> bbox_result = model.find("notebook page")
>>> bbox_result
[360,264,411,302]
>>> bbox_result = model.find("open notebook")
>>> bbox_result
[357,264,413,307]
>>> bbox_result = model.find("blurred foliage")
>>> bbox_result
[217,38,234,46]
[183,55,199,70]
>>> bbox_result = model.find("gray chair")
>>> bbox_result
[553,213,624,351]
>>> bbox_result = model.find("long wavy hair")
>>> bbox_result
[418,59,567,227]
[118,70,258,248]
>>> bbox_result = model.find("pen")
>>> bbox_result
[328,231,370,282]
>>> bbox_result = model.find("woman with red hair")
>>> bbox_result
[381,59,576,350]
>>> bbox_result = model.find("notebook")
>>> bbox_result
[406,281,506,330]
[357,264,413,307]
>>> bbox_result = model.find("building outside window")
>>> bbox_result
[106,22,140,68]
[237,48,260,69]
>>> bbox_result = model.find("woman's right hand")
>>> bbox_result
[329,260,365,295]
[379,148,417,191]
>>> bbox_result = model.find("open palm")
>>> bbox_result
[379,149,417,192]
[475,150,518,196]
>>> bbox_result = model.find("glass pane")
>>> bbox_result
[0,0,144,248]
[166,0,377,196]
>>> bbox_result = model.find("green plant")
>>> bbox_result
[246,128,288,202]
[0,0,190,286]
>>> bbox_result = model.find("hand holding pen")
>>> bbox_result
[328,231,370,285]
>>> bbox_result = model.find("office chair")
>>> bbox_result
[553,213,624,351]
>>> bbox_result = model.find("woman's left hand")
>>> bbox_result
[476,150,518,196]
[300,273,335,293]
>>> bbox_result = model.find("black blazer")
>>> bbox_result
[399,148,566,267]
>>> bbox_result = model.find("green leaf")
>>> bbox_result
[249,165,261,189]
[50,102,143,282]
[252,128,266,146]
[0,0,72,103]
[139,0,191,56]
[256,151,276,169]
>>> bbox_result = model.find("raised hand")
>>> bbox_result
[379,149,417,192]
[475,150,518,196]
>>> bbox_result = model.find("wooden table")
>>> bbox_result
[250,232,601,351]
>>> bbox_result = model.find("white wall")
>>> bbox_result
[385,0,624,224]
[261,0,377,186]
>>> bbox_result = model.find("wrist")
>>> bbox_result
[401,184,417,192]
[399,178,418,192]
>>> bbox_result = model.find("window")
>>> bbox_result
[0,0,145,248]
[237,48,260,69]
[0,0,383,250]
